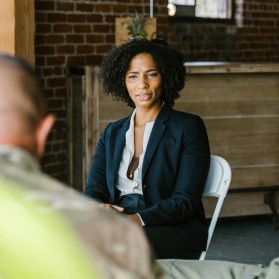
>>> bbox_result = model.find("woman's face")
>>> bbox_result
[125,53,162,110]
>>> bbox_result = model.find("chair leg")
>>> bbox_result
[264,187,279,230]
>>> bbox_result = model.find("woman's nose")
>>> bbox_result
[137,75,148,88]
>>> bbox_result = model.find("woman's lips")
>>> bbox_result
[136,93,152,101]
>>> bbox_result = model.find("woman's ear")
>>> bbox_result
[35,114,55,160]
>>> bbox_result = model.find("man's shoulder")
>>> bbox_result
[0,159,164,278]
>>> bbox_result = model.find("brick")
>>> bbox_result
[86,34,104,43]
[45,34,65,44]
[144,6,152,14]
[56,2,74,11]
[56,153,67,162]
[127,6,143,13]
[105,15,116,24]
[52,172,67,183]
[243,51,254,58]
[35,12,47,22]
[53,67,63,75]
[105,34,114,43]
[36,24,52,33]
[55,88,67,98]
[35,57,45,66]
[54,130,67,140]
[47,78,66,88]
[47,99,64,107]
[44,89,55,99]
[265,50,275,56]
[115,0,131,3]
[47,56,65,65]
[41,154,56,165]
[159,5,168,15]
[44,142,52,153]
[67,14,87,23]
[35,35,45,45]
[95,4,111,13]
[239,27,258,34]
[54,119,67,129]
[67,56,86,65]
[53,24,73,33]
[35,46,55,55]
[128,0,142,3]
[47,13,67,22]
[46,163,66,175]
[86,14,103,23]
[113,5,128,13]
[85,55,103,65]
[56,45,75,54]
[96,44,112,53]
[260,27,277,33]
[43,67,62,76]
[76,3,94,12]
[35,68,42,77]
[76,45,94,54]
[74,25,92,33]
[93,24,110,33]
[52,143,62,152]
[35,1,55,11]
[42,68,52,76]
[66,35,84,43]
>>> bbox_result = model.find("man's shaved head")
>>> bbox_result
[0,54,53,159]
[0,54,46,127]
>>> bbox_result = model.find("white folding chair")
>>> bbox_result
[199,155,232,260]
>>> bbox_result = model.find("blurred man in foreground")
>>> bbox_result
[0,53,164,279]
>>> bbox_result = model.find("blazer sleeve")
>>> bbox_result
[138,116,210,226]
[84,126,111,203]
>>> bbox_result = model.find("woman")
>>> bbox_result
[85,38,210,259]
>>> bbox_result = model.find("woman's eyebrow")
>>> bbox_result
[127,71,138,74]
[146,69,158,72]
[126,68,158,74]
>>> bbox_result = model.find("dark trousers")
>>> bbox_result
[118,193,202,259]
[143,226,201,259]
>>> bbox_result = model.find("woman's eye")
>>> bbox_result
[147,72,158,78]
[128,75,137,79]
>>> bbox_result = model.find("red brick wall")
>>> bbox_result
[35,0,279,183]
[35,0,168,182]
[169,0,279,61]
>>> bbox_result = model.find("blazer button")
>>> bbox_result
[142,184,147,189]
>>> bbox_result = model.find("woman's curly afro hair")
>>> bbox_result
[100,38,186,108]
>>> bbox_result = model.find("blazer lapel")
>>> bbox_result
[142,105,172,179]
[113,118,130,186]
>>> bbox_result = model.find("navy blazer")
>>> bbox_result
[85,105,210,251]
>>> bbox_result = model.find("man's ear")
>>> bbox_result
[36,114,55,160]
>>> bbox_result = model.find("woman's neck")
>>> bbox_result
[134,104,162,127]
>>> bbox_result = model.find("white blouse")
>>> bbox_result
[116,109,154,196]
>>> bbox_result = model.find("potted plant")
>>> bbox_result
[127,12,147,39]
[115,13,157,46]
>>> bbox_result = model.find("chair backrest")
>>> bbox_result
[199,155,232,260]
